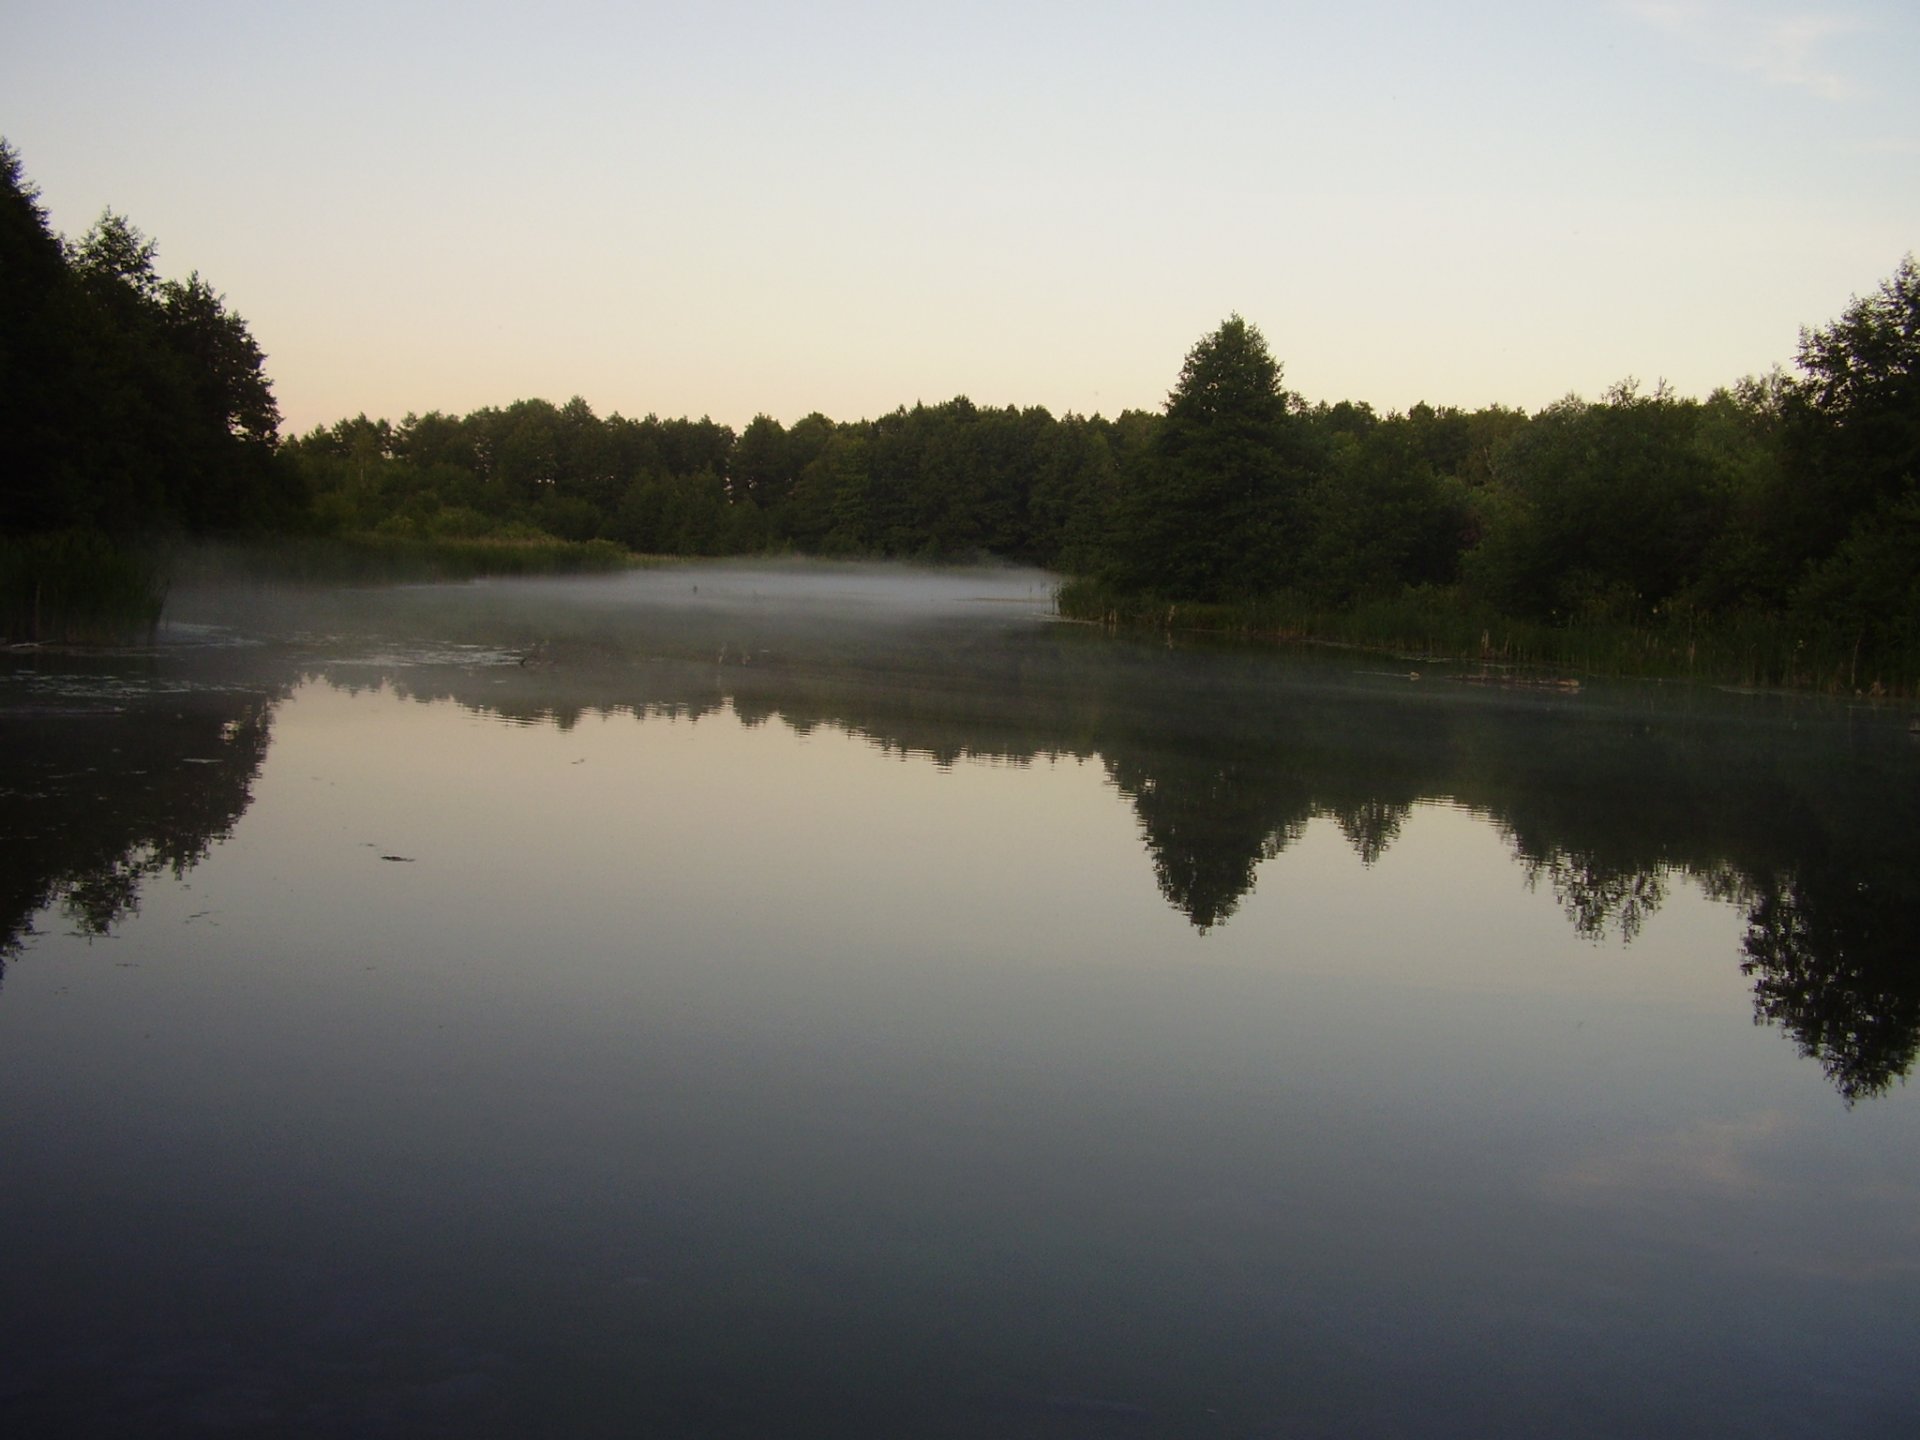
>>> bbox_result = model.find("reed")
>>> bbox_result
[0,532,168,643]
[1055,578,1920,696]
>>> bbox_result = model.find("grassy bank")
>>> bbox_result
[4,531,642,645]
[170,532,638,586]
[1,532,168,644]
[1056,577,1920,697]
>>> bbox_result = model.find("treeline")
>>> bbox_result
[280,397,1148,572]
[1078,301,1920,692]
[5,137,1915,686]
[283,274,1919,690]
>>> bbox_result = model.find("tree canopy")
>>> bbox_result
[0,141,285,539]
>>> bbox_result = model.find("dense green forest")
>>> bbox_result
[2,140,296,637]
[4,142,1916,689]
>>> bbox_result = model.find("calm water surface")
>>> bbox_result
[3,563,1917,1438]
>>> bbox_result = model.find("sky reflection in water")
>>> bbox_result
[1,563,1916,1438]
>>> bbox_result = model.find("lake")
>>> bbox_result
[3,561,1917,1438]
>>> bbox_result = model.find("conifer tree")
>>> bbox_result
[1107,315,1305,598]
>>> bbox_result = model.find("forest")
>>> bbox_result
[4,141,1916,690]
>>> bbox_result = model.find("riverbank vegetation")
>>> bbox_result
[0,530,166,643]
[170,533,632,587]
[4,138,1915,687]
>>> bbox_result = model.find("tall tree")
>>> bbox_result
[1779,257,1920,679]
[732,413,791,508]
[158,272,284,527]
[0,139,90,532]
[1107,315,1306,598]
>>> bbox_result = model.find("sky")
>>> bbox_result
[6,0,1917,436]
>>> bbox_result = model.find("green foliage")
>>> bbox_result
[1464,383,1723,622]
[0,142,286,543]
[1681,374,1794,610]
[1777,258,1920,645]
[1789,490,1920,689]
[1300,421,1470,603]
[733,413,794,508]
[1108,316,1307,598]
[1058,571,1913,695]
[173,534,632,587]
[0,141,92,536]
[1798,255,1920,430]
[1029,413,1121,575]
[0,530,166,642]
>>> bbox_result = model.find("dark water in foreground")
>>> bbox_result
[3,562,1917,1438]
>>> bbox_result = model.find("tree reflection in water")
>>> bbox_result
[0,654,278,971]
[1740,859,1920,1103]
[1519,851,1669,943]
[3,604,1914,1103]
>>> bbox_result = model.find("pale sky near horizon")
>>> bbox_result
[6,0,1916,436]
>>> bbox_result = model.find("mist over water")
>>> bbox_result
[3,561,1918,1438]
[169,558,1059,647]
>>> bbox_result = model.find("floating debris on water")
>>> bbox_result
[1453,671,1582,692]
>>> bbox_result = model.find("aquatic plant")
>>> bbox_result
[0,530,166,643]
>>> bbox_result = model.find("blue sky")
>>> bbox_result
[6,0,1916,433]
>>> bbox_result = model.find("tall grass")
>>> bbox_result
[0,532,167,643]
[1055,578,1920,695]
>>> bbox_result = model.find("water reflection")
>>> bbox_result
[4,564,1917,1105]
[0,648,278,970]
[1739,859,1920,1102]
